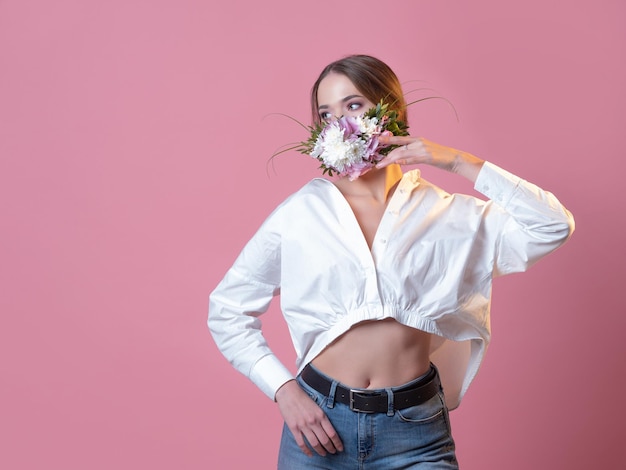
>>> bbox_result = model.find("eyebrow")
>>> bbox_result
[318,94,364,110]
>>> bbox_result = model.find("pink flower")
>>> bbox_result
[343,160,372,181]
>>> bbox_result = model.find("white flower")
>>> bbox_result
[310,136,324,158]
[322,138,367,172]
[324,124,346,144]
[356,115,379,137]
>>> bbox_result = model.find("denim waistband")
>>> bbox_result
[300,362,440,414]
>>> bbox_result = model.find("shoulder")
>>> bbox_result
[279,177,337,207]
[404,169,450,200]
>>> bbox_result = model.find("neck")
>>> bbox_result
[337,164,403,203]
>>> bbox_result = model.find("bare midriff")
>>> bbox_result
[311,318,432,389]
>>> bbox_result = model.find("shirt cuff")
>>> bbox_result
[249,354,295,401]
[473,161,521,207]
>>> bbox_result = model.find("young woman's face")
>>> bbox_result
[316,72,375,123]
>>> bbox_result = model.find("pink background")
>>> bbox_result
[1,0,624,468]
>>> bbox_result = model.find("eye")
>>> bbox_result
[348,102,361,111]
[319,111,332,121]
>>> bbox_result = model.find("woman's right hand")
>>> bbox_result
[376,136,485,183]
[275,380,344,457]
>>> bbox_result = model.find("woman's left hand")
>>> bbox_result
[376,136,485,183]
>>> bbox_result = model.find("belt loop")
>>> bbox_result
[385,387,394,416]
[327,380,337,409]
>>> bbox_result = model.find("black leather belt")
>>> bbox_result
[300,364,440,413]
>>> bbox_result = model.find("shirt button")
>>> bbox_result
[380,239,387,244]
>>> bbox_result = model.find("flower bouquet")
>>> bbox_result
[296,100,409,180]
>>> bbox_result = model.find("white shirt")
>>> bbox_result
[208,162,574,409]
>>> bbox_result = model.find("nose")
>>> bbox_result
[329,109,346,122]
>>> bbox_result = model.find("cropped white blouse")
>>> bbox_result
[208,162,574,409]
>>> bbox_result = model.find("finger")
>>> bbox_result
[376,147,411,168]
[301,428,328,456]
[310,430,340,456]
[310,425,340,455]
[376,157,392,169]
[302,418,342,456]
[378,134,416,146]
[321,419,343,452]
[291,430,313,457]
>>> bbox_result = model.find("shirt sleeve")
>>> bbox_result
[208,205,294,400]
[474,161,575,276]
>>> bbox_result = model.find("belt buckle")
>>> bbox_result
[349,389,382,413]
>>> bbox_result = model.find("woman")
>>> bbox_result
[208,55,574,468]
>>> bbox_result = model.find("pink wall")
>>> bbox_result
[1,0,624,468]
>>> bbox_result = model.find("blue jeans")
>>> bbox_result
[277,365,458,469]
